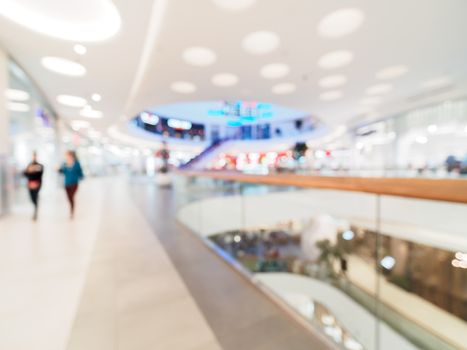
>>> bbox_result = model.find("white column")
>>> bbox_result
[0,48,9,214]
[0,48,7,154]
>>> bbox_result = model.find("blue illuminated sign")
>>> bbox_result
[208,100,275,126]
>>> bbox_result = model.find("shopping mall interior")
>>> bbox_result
[0,1,466,350]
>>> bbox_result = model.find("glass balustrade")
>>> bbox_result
[173,173,466,350]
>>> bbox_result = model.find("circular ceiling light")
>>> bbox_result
[5,88,30,101]
[8,102,30,112]
[41,57,86,76]
[318,50,354,69]
[420,76,451,89]
[170,81,197,94]
[242,31,280,55]
[80,108,103,119]
[260,63,290,79]
[272,83,296,95]
[319,75,347,88]
[56,94,87,108]
[211,73,239,87]
[318,8,365,38]
[182,47,217,66]
[0,0,121,42]
[360,97,382,106]
[376,65,409,80]
[91,93,102,102]
[74,44,87,55]
[212,0,256,12]
[366,84,393,95]
[320,90,343,101]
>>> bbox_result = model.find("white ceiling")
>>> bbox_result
[1,0,467,141]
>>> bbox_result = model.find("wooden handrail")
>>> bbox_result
[178,170,467,204]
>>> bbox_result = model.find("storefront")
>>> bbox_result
[0,57,59,215]
[352,99,467,173]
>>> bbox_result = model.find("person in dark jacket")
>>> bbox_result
[59,150,84,219]
[23,152,44,221]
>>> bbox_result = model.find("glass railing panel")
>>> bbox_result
[173,175,244,250]
[226,184,380,350]
[376,195,467,350]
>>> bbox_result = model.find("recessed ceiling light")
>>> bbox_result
[91,93,102,102]
[360,97,382,106]
[420,77,451,89]
[170,81,197,94]
[74,44,87,55]
[5,88,30,101]
[272,83,296,95]
[211,73,239,87]
[242,31,280,55]
[319,75,347,88]
[260,63,290,79]
[212,0,256,12]
[318,50,354,69]
[80,108,103,119]
[56,94,87,107]
[318,8,365,38]
[0,0,121,42]
[41,57,86,76]
[376,65,408,80]
[366,84,393,95]
[8,102,30,112]
[182,47,217,66]
[320,90,343,101]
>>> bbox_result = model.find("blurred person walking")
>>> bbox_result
[23,152,44,221]
[59,151,84,219]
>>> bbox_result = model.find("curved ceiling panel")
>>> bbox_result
[0,0,121,41]
[1,0,467,140]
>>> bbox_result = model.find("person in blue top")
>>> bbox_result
[59,150,84,218]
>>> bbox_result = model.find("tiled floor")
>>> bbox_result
[0,177,330,350]
[0,178,220,350]
[131,178,331,350]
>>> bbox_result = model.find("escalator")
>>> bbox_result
[180,138,229,170]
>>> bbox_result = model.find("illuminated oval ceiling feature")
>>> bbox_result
[211,73,239,87]
[0,0,121,42]
[242,31,280,55]
[260,63,290,79]
[170,81,197,94]
[41,56,86,76]
[212,0,256,12]
[318,8,365,38]
[182,47,217,67]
